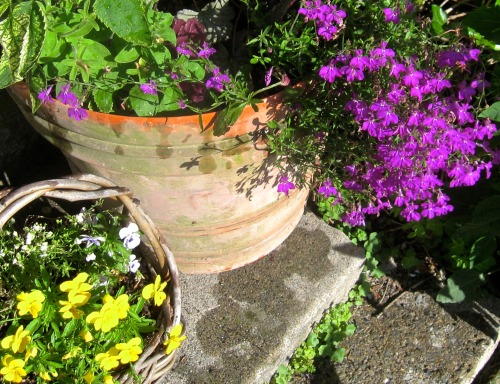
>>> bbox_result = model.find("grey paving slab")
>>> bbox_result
[162,210,365,384]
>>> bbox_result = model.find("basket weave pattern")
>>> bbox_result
[0,174,182,383]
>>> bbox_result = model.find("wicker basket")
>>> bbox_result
[0,174,182,384]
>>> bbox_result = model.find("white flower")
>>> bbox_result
[26,232,34,245]
[32,224,43,231]
[128,254,140,273]
[119,223,141,250]
[86,253,96,262]
[40,242,48,252]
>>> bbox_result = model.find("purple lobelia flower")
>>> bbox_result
[140,80,158,95]
[38,86,53,104]
[277,176,295,196]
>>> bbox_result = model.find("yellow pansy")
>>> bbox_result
[79,329,94,343]
[66,289,91,307]
[102,294,130,319]
[103,375,115,384]
[62,347,81,360]
[58,300,83,320]
[86,306,120,333]
[0,355,26,383]
[163,324,186,355]
[16,290,45,318]
[39,371,51,381]
[24,346,37,361]
[116,337,142,364]
[83,371,94,384]
[1,326,31,354]
[95,347,120,371]
[142,275,167,306]
[59,272,92,293]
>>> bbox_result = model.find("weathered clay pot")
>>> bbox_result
[8,82,309,273]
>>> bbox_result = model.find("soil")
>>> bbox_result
[289,267,500,384]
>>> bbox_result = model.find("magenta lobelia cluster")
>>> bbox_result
[38,84,88,121]
[319,43,495,225]
[277,2,497,227]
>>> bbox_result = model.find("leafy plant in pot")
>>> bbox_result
[1,0,499,274]
[0,0,311,274]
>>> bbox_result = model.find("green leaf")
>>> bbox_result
[470,236,497,272]
[436,270,486,303]
[39,30,67,63]
[479,102,500,122]
[94,0,152,46]
[0,1,46,87]
[128,84,158,116]
[431,5,447,35]
[92,87,114,113]
[150,11,176,45]
[182,61,206,81]
[26,64,46,113]
[462,6,500,46]
[332,347,346,363]
[158,86,183,112]
[213,103,245,136]
[114,45,140,63]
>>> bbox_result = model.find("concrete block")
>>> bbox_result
[163,210,365,384]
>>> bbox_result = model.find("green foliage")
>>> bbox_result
[270,282,367,383]
[461,3,500,51]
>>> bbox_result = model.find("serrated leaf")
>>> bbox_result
[128,84,158,116]
[213,103,245,136]
[0,1,46,87]
[94,0,152,46]
[479,102,500,122]
[436,270,485,303]
[0,58,15,88]
[93,87,114,113]
[26,64,46,113]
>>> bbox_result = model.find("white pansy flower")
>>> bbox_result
[119,223,141,250]
[128,254,140,273]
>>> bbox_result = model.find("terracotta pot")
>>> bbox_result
[8,82,309,274]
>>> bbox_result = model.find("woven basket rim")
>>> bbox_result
[0,173,183,384]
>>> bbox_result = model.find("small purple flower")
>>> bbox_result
[176,42,194,56]
[318,179,338,198]
[198,42,217,59]
[319,61,341,83]
[265,67,274,86]
[77,235,105,248]
[57,84,79,107]
[68,106,88,121]
[140,80,158,95]
[277,175,295,196]
[38,86,53,104]
[178,100,187,109]
[383,7,400,23]
[206,67,231,92]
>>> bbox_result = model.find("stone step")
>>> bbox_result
[162,210,365,383]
